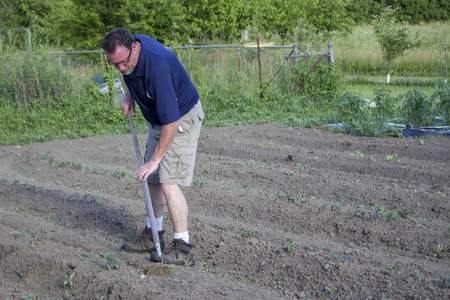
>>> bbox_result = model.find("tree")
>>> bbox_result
[372,6,421,83]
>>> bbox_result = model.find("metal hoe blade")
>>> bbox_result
[128,112,162,258]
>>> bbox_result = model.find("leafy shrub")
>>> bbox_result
[430,82,450,125]
[336,91,366,125]
[399,88,433,127]
[276,57,341,98]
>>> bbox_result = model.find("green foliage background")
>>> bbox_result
[1,0,448,50]
[0,1,448,145]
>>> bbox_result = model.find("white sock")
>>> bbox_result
[147,216,163,232]
[174,231,189,244]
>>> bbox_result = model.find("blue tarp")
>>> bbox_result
[326,122,450,137]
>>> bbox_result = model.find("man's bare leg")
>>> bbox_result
[160,183,188,233]
[148,183,166,218]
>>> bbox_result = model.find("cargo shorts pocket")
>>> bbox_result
[162,148,194,179]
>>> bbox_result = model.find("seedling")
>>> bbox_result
[434,244,447,257]
[326,286,335,295]
[369,203,386,219]
[183,259,193,266]
[9,228,26,238]
[350,151,364,158]
[331,201,342,211]
[386,207,409,221]
[282,239,297,254]
[441,276,450,287]
[63,272,75,288]
[193,179,208,187]
[100,252,120,270]
[240,231,254,238]
[287,195,297,203]
[386,154,398,162]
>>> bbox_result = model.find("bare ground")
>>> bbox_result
[0,123,449,299]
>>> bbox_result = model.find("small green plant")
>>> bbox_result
[63,272,75,288]
[385,207,409,221]
[386,154,398,162]
[183,259,193,266]
[327,286,335,295]
[9,228,26,238]
[434,244,448,257]
[441,276,450,287]
[100,252,120,270]
[240,230,254,239]
[331,201,342,211]
[287,195,297,203]
[369,203,386,219]
[282,239,297,254]
[193,179,208,187]
[350,150,364,158]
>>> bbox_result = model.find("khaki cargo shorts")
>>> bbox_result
[144,101,204,186]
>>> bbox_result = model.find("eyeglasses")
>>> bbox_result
[110,47,132,67]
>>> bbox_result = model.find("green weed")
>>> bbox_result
[183,259,193,266]
[193,179,208,187]
[100,252,120,270]
[240,231,254,239]
[9,228,26,238]
[434,244,448,257]
[331,201,342,211]
[350,150,364,158]
[282,239,297,254]
[386,154,398,162]
[441,276,450,287]
[63,272,75,288]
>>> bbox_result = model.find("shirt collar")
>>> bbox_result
[133,37,146,78]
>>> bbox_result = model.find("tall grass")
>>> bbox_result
[332,22,449,75]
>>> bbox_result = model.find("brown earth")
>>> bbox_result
[0,123,449,300]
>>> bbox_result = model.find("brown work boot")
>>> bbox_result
[150,239,195,266]
[120,228,165,254]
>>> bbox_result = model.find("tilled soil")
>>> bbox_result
[0,123,449,299]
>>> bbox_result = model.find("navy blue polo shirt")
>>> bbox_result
[123,35,199,125]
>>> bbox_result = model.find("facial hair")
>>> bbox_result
[120,65,136,75]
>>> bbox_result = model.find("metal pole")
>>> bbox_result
[26,28,31,51]
[328,43,334,65]
[128,113,162,258]
[238,47,241,72]
[257,36,262,99]
[294,43,298,64]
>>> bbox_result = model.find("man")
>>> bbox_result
[101,28,203,265]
